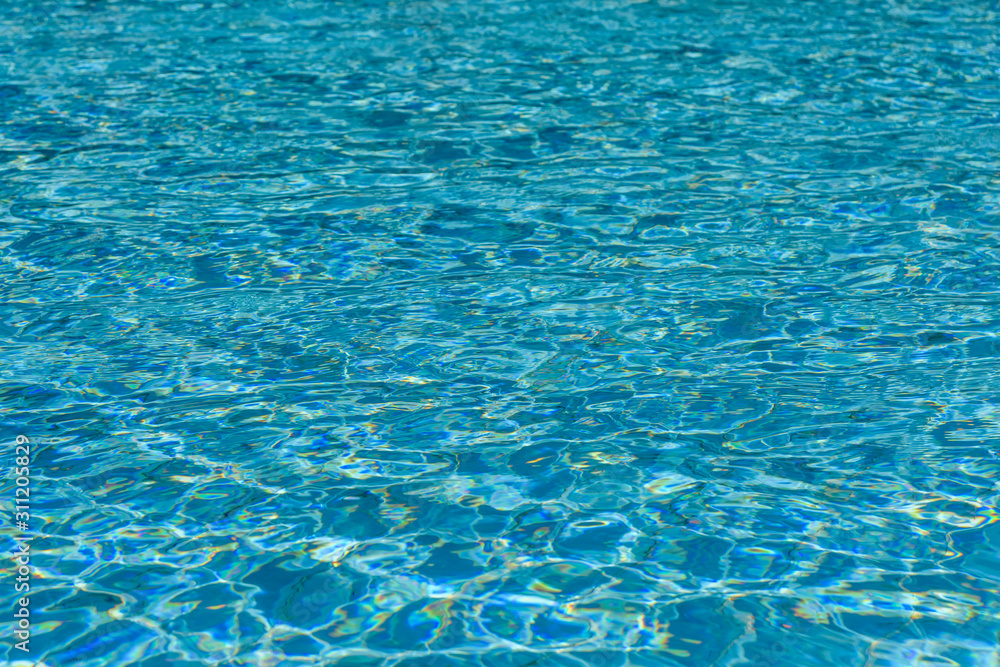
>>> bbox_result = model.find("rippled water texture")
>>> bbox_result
[2,0,1000,665]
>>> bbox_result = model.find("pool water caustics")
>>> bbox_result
[1,0,1000,665]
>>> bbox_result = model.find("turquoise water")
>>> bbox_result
[2,0,1000,665]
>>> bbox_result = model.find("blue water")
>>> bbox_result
[2,0,1000,665]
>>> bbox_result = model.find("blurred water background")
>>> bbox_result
[2,0,1000,665]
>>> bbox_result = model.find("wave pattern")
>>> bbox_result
[2,0,1000,665]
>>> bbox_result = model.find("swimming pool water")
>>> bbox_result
[2,0,1000,665]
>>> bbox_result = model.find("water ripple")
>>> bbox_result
[2,0,1000,665]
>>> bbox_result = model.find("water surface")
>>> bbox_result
[2,1,1000,665]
